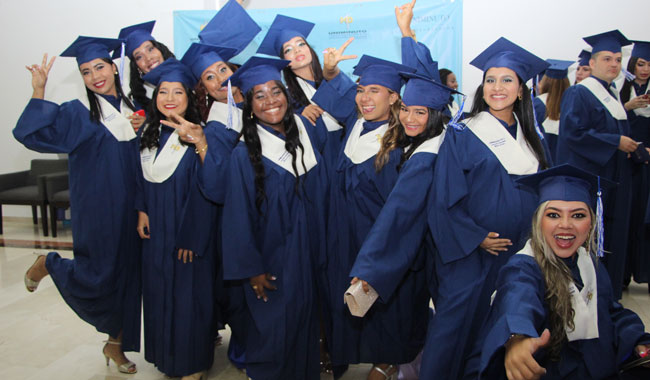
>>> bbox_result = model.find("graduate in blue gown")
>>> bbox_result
[181,4,262,367]
[575,50,592,85]
[220,57,328,380]
[114,21,175,111]
[258,14,343,167]
[429,37,551,379]
[17,37,142,374]
[556,30,635,301]
[479,164,650,380]
[349,71,462,379]
[314,49,426,376]
[620,40,650,293]
[533,59,573,163]
[135,59,218,380]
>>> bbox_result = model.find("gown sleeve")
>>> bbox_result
[429,129,489,263]
[559,86,621,167]
[221,145,266,280]
[13,98,96,153]
[197,121,239,204]
[479,254,547,379]
[400,37,438,80]
[350,153,435,301]
[311,71,358,126]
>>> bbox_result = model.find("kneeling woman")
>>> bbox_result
[136,59,218,380]
[221,57,328,379]
[480,164,650,379]
[17,37,141,373]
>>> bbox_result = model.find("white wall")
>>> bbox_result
[0,0,647,216]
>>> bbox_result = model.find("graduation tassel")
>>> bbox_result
[448,94,466,131]
[622,68,636,82]
[119,42,126,84]
[226,79,235,130]
[595,177,605,258]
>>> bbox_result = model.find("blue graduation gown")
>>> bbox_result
[348,147,436,360]
[136,125,219,376]
[13,98,142,351]
[625,82,650,285]
[556,79,633,300]
[425,119,545,379]
[221,119,328,380]
[480,252,650,379]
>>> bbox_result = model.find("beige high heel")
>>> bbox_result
[24,255,46,292]
[369,364,396,380]
[181,370,207,380]
[102,340,137,374]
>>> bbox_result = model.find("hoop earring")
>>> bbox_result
[518,94,523,101]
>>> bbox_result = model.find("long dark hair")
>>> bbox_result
[539,77,570,120]
[280,40,324,108]
[84,58,136,124]
[469,76,549,170]
[128,40,175,109]
[620,56,640,104]
[140,83,202,151]
[396,107,448,171]
[195,62,240,123]
[238,80,307,214]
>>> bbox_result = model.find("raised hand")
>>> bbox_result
[322,37,357,81]
[26,53,56,99]
[504,329,550,380]
[395,0,417,38]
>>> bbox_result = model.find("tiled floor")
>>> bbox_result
[1,217,648,380]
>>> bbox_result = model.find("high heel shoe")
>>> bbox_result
[103,340,137,374]
[369,364,396,380]
[181,370,207,380]
[24,255,45,292]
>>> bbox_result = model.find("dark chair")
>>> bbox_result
[45,172,71,238]
[0,158,68,236]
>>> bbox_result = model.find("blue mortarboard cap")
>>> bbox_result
[631,40,650,61]
[198,0,261,56]
[517,164,614,209]
[544,59,574,79]
[400,72,461,111]
[583,30,631,54]
[470,37,549,82]
[578,50,591,66]
[256,14,315,57]
[142,58,197,88]
[113,21,156,59]
[181,42,238,81]
[353,55,416,92]
[61,36,123,66]
[229,56,290,94]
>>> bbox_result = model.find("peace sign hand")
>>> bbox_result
[322,37,358,81]
[160,113,206,145]
[26,53,56,99]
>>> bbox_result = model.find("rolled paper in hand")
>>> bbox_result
[344,281,378,317]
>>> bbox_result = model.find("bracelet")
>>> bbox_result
[195,144,208,154]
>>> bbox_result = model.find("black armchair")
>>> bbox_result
[0,158,68,236]
[44,172,70,238]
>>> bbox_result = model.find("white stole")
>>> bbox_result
[448,100,460,117]
[140,125,188,183]
[578,77,627,120]
[343,119,389,164]
[78,96,136,142]
[631,84,650,118]
[258,115,317,177]
[408,128,446,156]
[465,111,539,175]
[207,101,243,133]
[537,93,560,135]
[145,82,155,99]
[518,241,599,341]
[296,77,342,132]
